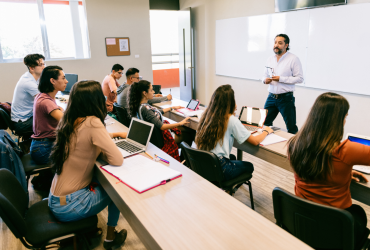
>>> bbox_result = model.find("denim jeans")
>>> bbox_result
[219,154,254,181]
[30,139,54,165]
[264,92,298,134]
[48,180,120,227]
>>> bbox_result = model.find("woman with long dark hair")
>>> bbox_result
[128,80,195,160]
[196,84,273,181]
[48,81,128,249]
[288,92,370,248]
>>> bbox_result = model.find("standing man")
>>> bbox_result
[263,34,304,134]
[11,54,46,140]
[102,64,123,113]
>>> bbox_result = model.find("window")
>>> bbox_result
[0,0,90,63]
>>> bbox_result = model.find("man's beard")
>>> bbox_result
[274,47,282,55]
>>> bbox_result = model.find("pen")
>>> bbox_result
[154,154,169,163]
[144,151,153,159]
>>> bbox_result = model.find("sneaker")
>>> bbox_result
[103,229,127,250]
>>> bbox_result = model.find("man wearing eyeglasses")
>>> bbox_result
[102,64,123,112]
[11,54,46,141]
[116,68,172,110]
[262,34,304,134]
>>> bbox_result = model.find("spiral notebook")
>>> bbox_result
[100,155,182,193]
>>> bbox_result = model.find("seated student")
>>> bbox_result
[48,80,128,249]
[195,84,273,181]
[11,54,46,140]
[102,64,123,113]
[30,66,66,165]
[116,67,172,109]
[128,80,194,160]
[288,92,370,248]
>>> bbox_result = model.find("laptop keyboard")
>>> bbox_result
[116,141,142,153]
[245,126,259,132]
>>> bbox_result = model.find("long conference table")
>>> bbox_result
[56,98,311,249]
[152,98,370,207]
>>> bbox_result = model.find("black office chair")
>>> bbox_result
[21,153,52,189]
[114,104,131,127]
[0,107,22,145]
[152,85,162,94]
[272,187,370,250]
[180,142,254,209]
[0,169,98,250]
[150,126,164,149]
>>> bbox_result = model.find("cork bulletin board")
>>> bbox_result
[105,37,130,56]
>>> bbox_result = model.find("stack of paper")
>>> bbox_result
[259,134,288,146]
[101,155,182,193]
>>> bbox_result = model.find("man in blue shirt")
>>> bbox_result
[11,54,46,139]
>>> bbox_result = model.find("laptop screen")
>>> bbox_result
[64,74,78,92]
[348,136,370,146]
[127,119,152,146]
[239,107,267,127]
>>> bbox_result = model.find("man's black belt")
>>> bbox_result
[269,92,293,99]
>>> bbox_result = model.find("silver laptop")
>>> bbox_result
[114,118,154,158]
[238,106,267,133]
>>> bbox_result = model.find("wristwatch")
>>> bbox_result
[262,130,270,135]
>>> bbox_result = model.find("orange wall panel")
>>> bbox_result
[152,68,179,88]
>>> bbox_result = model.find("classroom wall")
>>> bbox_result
[180,0,370,137]
[0,0,153,102]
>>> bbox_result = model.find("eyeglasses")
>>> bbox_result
[131,76,140,79]
[38,63,46,67]
[117,72,123,75]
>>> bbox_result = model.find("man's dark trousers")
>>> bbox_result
[263,92,298,134]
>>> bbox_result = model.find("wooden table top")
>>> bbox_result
[96,115,312,249]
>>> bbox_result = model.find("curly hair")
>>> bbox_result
[128,80,151,118]
[195,84,236,151]
[50,80,107,175]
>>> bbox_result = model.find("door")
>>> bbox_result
[178,8,194,101]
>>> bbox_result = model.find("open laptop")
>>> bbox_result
[114,118,154,158]
[238,106,267,133]
[345,133,370,174]
[61,74,78,95]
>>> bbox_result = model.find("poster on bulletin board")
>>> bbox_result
[105,37,130,56]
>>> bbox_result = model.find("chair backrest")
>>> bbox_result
[272,187,355,250]
[0,107,13,130]
[150,126,164,149]
[152,85,161,94]
[180,142,224,183]
[0,169,28,239]
[114,104,131,127]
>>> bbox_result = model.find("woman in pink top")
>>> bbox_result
[102,64,123,113]
[48,81,128,249]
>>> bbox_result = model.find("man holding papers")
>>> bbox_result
[262,34,304,134]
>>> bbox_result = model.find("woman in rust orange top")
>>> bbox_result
[288,92,370,248]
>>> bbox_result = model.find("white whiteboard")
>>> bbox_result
[305,4,370,95]
[216,10,309,82]
[215,3,370,95]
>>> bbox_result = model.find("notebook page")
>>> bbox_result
[259,134,287,146]
[102,155,181,192]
